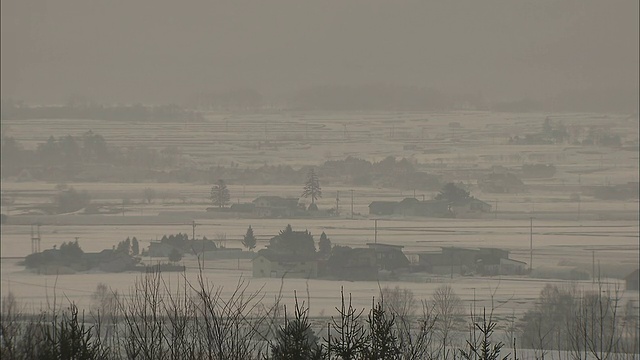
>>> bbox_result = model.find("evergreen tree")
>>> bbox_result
[268,224,316,255]
[242,225,257,251]
[318,231,331,255]
[131,237,139,255]
[116,237,131,254]
[210,179,231,208]
[301,168,322,208]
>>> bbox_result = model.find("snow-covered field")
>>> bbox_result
[1,111,638,317]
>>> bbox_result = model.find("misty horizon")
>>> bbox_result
[1,0,638,112]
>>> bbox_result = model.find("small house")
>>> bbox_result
[418,246,525,276]
[394,198,450,217]
[369,201,398,215]
[252,250,317,279]
[367,243,410,271]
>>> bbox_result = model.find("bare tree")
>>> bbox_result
[431,285,463,358]
[210,179,230,208]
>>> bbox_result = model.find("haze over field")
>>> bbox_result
[1,1,638,111]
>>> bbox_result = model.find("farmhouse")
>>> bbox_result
[252,249,317,279]
[253,196,300,218]
[323,247,378,280]
[366,243,410,271]
[394,198,450,217]
[418,247,526,276]
[368,201,398,215]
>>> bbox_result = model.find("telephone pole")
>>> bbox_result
[192,220,197,241]
[350,189,354,220]
[336,191,340,216]
[374,219,378,244]
[529,217,534,272]
[31,224,41,254]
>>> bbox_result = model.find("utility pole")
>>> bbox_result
[350,189,354,220]
[336,191,340,216]
[577,196,581,221]
[592,250,595,284]
[31,224,41,254]
[374,219,378,244]
[495,200,498,219]
[192,220,197,241]
[529,217,534,272]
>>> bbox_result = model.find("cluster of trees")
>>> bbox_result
[247,224,331,257]
[211,168,322,211]
[519,283,639,358]
[0,100,204,122]
[1,133,184,180]
[23,239,142,273]
[6,269,635,360]
[434,183,472,204]
[3,132,439,192]
[508,117,625,147]
[22,238,84,269]
[115,237,140,256]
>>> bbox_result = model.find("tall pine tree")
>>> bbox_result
[301,168,322,209]
[318,231,331,255]
[242,225,257,251]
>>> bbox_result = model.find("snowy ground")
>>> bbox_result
[1,111,638,317]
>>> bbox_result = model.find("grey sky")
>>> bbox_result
[1,0,638,107]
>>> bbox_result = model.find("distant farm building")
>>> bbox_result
[253,196,300,218]
[418,247,526,276]
[449,199,492,217]
[366,243,410,271]
[369,197,490,218]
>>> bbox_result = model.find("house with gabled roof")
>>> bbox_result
[366,243,410,271]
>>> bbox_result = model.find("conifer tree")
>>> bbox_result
[302,168,322,208]
[242,225,257,251]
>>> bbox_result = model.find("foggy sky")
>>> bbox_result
[1,0,638,107]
